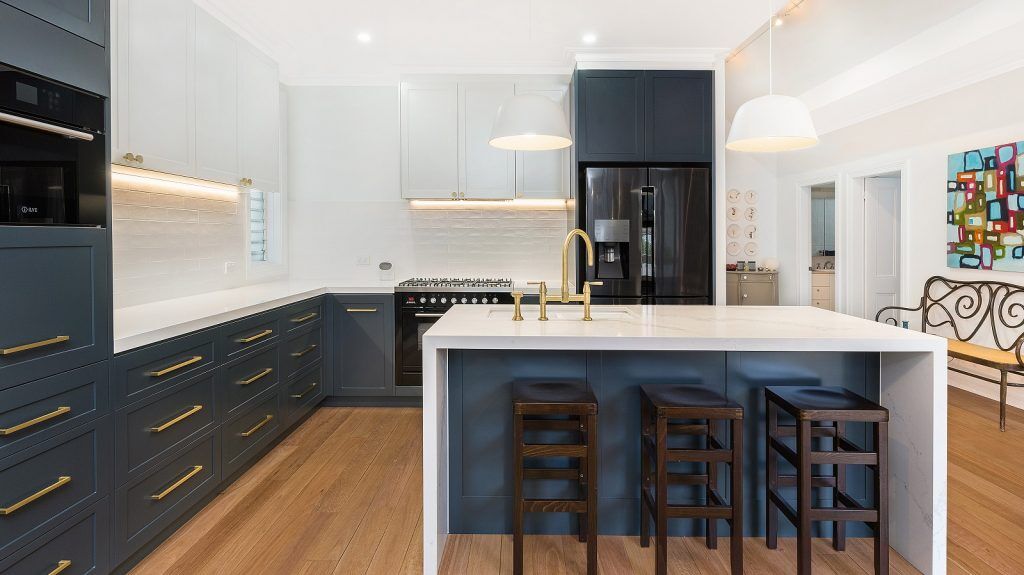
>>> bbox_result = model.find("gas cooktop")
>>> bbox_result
[395,277,514,292]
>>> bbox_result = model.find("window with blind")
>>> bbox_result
[249,189,268,262]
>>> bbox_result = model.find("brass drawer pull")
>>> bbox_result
[237,329,273,344]
[0,406,71,436]
[346,308,377,313]
[290,344,318,358]
[238,368,273,386]
[1,335,70,356]
[150,465,203,501]
[148,355,203,377]
[0,475,71,515]
[290,312,318,323]
[149,405,203,433]
[240,414,273,437]
[48,560,72,575]
[290,382,318,399]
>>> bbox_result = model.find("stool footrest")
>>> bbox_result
[768,487,880,524]
[523,468,580,480]
[641,486,735,519]
[770,436,878,466]
[522,499,588,513]
[669,472,708,485]
[667,448,733,463]
[775,425,837,438]
[777,474,837,488]
[667,423,709,435]
[522,444,587,458]
[523,419,582,431]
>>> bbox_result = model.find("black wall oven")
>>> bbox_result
[0,64,106,226]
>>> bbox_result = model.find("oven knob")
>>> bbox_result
[430,297,436,304]
[471,297,478,304]
[461,297,468,304]
[419,297,426,303]
[440,297,447,304]
[491,297,499,304]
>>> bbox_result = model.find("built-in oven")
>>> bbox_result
[0,63,106,226]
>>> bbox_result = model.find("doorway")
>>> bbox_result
[809,183,837,310]
[857,172,903,322]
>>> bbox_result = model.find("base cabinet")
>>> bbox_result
[726,271,779,305]
[331,296,396,397]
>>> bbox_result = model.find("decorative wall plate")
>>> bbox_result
[745,225,758,240]
[727,206,740,221]
[744,242,758,256]
[727,241,741,256]
[728,189,741,203]
[728,223,742,239]
[744,206,758,222]
[744,189,758,204]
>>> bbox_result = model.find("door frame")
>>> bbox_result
[795,173,844,309]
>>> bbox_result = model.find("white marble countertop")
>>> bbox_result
[424,304,944,353]
[113,279,396,354]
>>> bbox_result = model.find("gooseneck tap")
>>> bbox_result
[558,228,595,303]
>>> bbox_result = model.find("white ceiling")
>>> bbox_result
[195,0,787,84]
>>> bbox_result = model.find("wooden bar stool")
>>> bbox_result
[512,381,598,575]
[639,385,744,575]
[765,386,889,575]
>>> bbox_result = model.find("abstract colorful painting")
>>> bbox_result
[947,141,1024,271]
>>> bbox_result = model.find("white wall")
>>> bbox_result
[286,85,566,282]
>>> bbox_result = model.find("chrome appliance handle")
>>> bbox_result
[414,313,445,318]
[0,111,95,141]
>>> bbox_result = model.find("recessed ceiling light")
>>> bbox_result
[582,33,597,45]
[774,17,784,27]
[357,32,372,43]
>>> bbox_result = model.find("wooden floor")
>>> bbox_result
[130,387,1024,574]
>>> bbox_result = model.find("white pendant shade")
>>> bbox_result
[489,94,572,151]
[726,94,818,153]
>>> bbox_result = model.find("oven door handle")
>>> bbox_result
[0,111,95,142]
[414,313,446,318]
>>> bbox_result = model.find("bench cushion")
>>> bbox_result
[947,338,1022,369]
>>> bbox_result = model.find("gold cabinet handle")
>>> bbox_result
[290,312,318,323]
[290,382,318,399]
[239,414,273,437]
[290,344,317,358]
[237,329,273,344]
[47,560,72,575]
[150,466,203,501]
[1,335,70,356]
[238,368,273,386]
[0,406,71,436]
[0,476,71,515]
[147,355,203,377]
[346,308,377,313]
[149,405,203,433]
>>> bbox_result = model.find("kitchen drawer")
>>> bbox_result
[811,286,833,299]
[283,363,323,427]
[222,312,280,359]
[222,391,281,480]
[737,273,775,283]
[113,431,219,564]
[224,345,280,418]
[812,299,834,310]
[811,273,833,287]
[0,227,109,391]
[282,298,323,333]
[0,418,109,560]
[114,373,216,486]
[0,499,109,575]
[282,326,322,379]
[0,362,108,462]
[113,330,216,408]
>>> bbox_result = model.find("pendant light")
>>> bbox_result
[489,94,573,151]
[726,0,818,153]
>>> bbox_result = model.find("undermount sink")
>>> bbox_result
[487,306,634,321]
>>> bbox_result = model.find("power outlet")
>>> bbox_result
[223,261,237,275]
[356,255,370,266]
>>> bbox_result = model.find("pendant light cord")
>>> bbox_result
[768,0,774,95]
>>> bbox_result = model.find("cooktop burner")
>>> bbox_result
[396,277,514,292]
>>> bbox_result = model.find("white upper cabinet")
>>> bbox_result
[113,0,280,188]
[194,8,239,184]
[514,84,569,199]
[114,0,195,175]
[401,82,460,199]
[238,44,280,191]
[459,82,515,200]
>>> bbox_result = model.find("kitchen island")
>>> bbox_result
[422,305,947,574]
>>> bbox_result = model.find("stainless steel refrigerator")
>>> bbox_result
[579,167,712,304]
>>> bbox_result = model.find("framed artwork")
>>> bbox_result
[947,141,1024,271]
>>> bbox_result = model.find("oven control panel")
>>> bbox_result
[400,292,514,308]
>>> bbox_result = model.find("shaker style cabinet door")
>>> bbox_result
[644,70,713,163]
[114,0,195,175]
[401,82,460,199]
[194,7,240,185]
[1,0,107,46]
[332,296,395,397]
[576,70,645,162]
[238,43,280,192]
[514,84,569,199]
[458,82,515,200]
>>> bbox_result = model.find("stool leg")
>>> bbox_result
[706,418,718,550]
[730,417,744,575]
[833,420,847,552]
[579,416,587,543]
[1000,370,1008,432]
[513,413,524,575]
[656,415,669,575]
[586,412,599,575]
[640,398,651,548]
[874,421,890,575]
[765,401,779,550]
[796,419,813,575]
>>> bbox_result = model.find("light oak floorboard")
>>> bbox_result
[129,388,1024,574]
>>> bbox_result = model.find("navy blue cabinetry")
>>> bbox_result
[1,0,107,46]
[0,499,110,575]
[575,69,713,164]
[332,295,396,398]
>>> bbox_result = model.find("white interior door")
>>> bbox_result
[864,176,901,321]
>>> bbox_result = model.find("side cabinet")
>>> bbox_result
[726,271,778,306]
[332,295,395,397]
